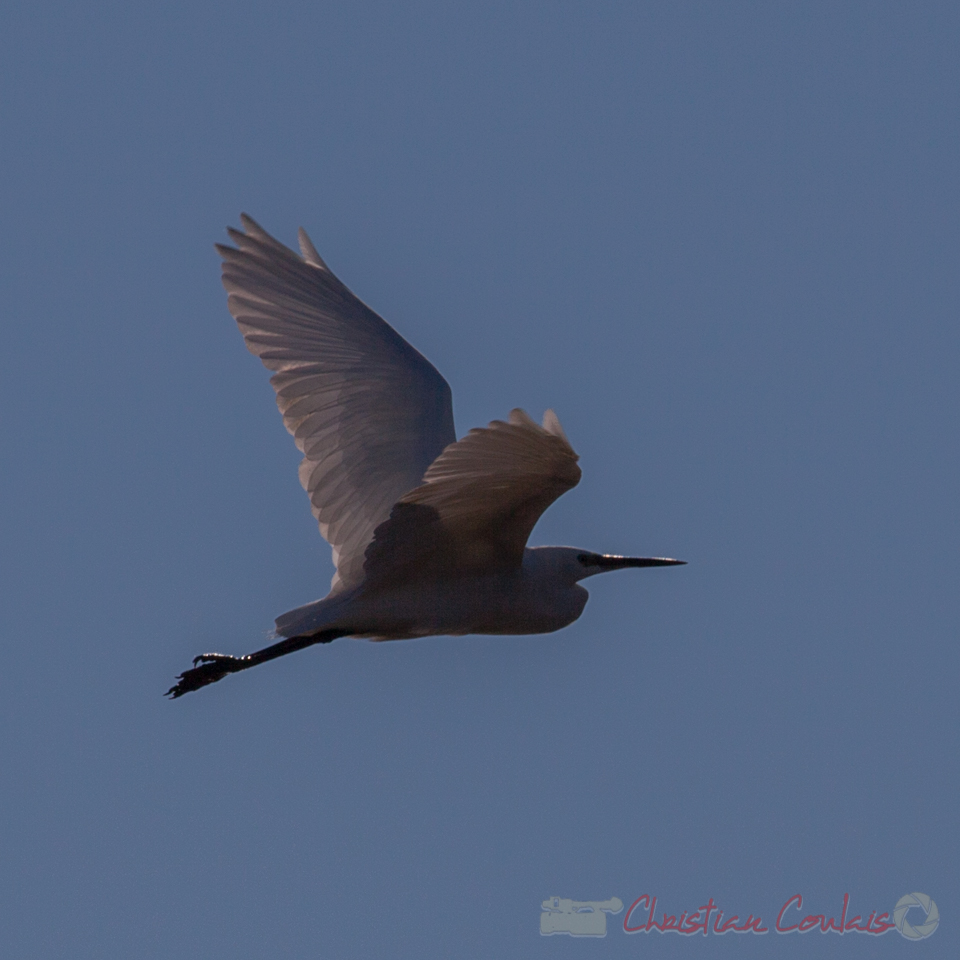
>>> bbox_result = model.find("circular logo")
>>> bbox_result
[894,893,939,940]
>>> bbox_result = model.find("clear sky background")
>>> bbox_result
[2,1,957,957]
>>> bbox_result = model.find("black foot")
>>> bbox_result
[166,653,249,698]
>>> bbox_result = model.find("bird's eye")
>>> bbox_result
[577,552,598,566]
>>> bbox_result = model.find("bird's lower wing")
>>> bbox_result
[362,409,581,587]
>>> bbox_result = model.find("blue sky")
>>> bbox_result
[2,1,957,957]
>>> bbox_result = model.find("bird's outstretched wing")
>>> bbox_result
[217,215,456,591]
[363,409,581,587]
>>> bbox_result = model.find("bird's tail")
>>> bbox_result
[274,595,348,639]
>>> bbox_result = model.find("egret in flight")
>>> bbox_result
[167,215,684,697]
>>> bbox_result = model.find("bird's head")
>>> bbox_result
[526,546,686,585]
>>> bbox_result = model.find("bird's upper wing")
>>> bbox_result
[217,214,456,592]
[363,409,581,587]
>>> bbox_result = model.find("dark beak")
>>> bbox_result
[593,555,686,569]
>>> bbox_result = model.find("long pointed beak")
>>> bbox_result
[594,555,686,569]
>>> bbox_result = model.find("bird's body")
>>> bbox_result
[167,216,683,697]
[274,547,591,641]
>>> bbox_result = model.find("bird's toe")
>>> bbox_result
[167,654,247,698]
[191,652,242,667]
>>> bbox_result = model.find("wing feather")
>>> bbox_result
[218,215,456,591]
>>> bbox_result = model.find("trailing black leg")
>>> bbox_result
[166,629,349,698]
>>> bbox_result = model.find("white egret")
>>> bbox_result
[168,215,684,697]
